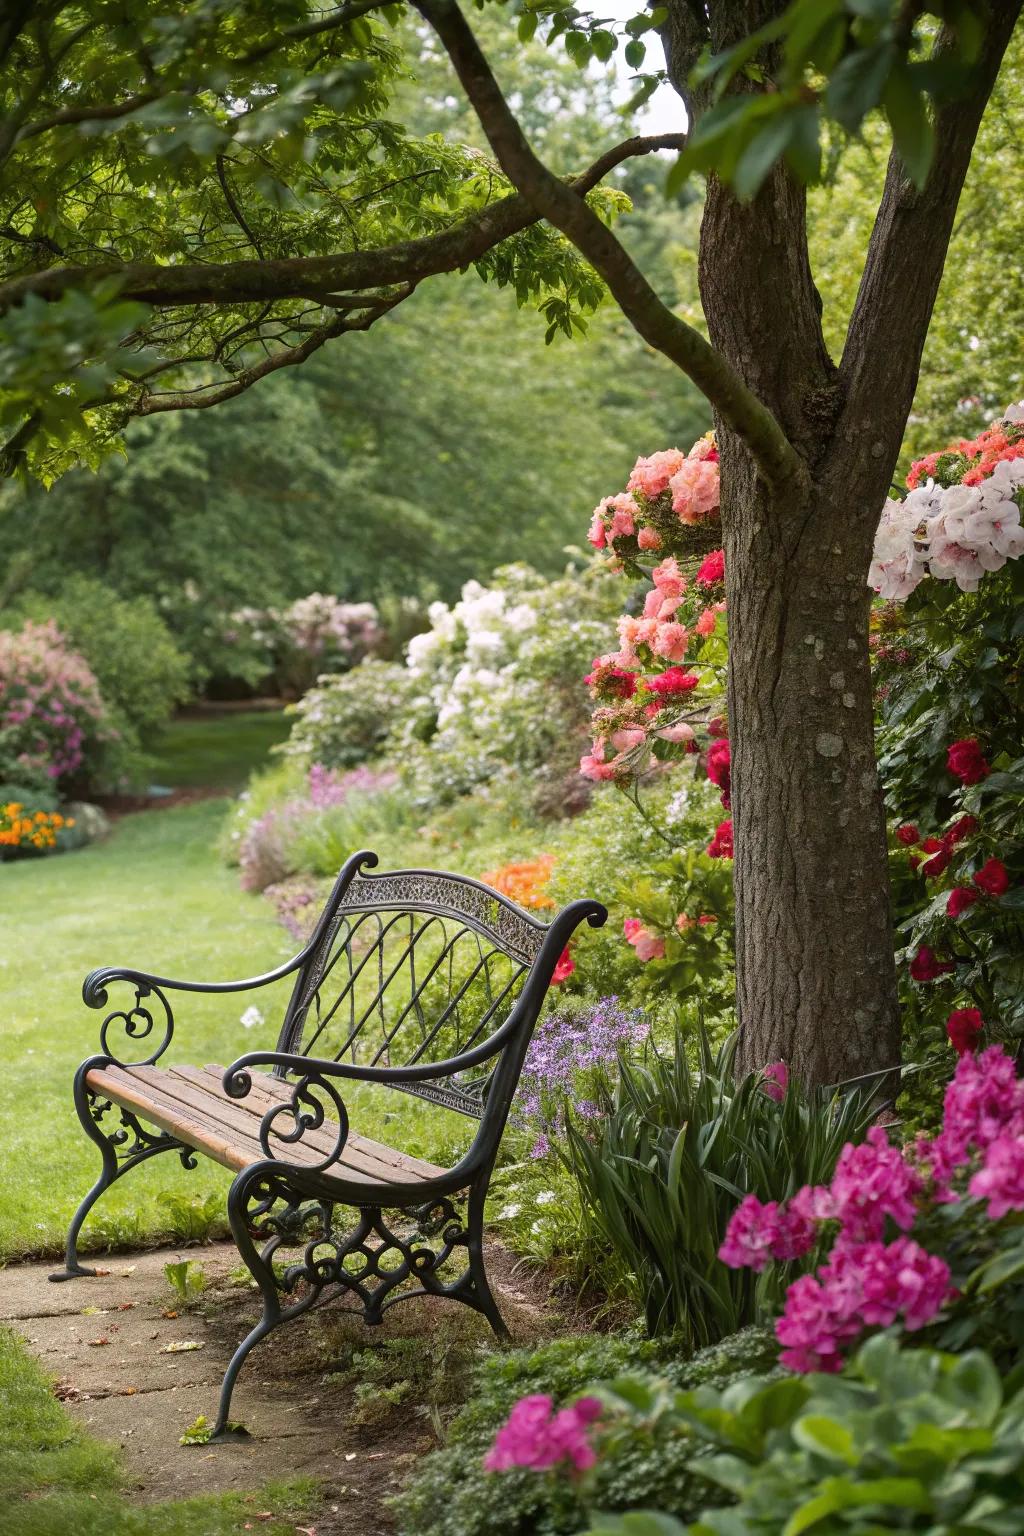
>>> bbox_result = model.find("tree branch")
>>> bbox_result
[134,286,414,415]
[412,0,804,495]
[836,0,1022,476]
[0,131,687,315]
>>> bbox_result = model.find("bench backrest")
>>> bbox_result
[275,852,604,1121]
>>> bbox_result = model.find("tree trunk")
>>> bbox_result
[722,469,900,1084]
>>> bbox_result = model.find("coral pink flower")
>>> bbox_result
[609,727,646,753]
[623,918,666,962]
[695,608,717,637]
[696,549,725,587]
[657,722,696,743]
[587,510,607,548]
[651,557,686,598]
[946,738,990,784]
[627,449,686,499]
[637,526,661,551]
[651,622,689,662]
[974,857,1009,897]
[688,435,718,462]
[947,886,980,918]
[668,459,720,523]
[579,751,616,782]
[484,1393,603,1473]
[946,1007,983,1055]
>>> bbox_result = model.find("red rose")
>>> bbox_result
[896,824,920,847]
[707,819,734,859]
[946,738,990,785]
[946,1007,984,1056]
[946,815,979,846]
[947,886,980,918]
[584,661,638,700]
[909,945,954,983]
[920,837,951,878]
[696,549,725,587]
[974,857,1010,897]
[706,739,731,790]
[647,667,699,696]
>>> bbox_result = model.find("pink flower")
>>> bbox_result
[651,622,689,662]
[551,947,575,986]
[705,738,731,804]
[656,722,696,744]
[947,886,980,918]
[609,727,646,754]
[719,1196,783,1272]
[647,667,699,696]
[587,510,606,549]
[627,449,686,499]
[940,1044,1024,1168]
[946,737,990,785]
[974,857,1010,897]
[668,459,720,524]
[484,1394,603,1474]
[707,819,733,859]
[696,549,725,587]
[651,557,686,598]
[607,494,637,539]
[637,526,662,551]
[762,1061,788,1102]
[695,608,718,637]
[579,751,617,782]
[829,1126,921,1241]
[969,1134,1024,1220]
[687,435,718,462]
[623,918,666,962]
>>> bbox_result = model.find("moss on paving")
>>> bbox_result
[0,1327,319,1535]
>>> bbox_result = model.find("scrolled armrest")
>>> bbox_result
[225,1056,353,1173]
[222,1047,490,1100]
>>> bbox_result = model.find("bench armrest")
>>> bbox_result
[82,949,312,1068]
[222,1029,517,1101]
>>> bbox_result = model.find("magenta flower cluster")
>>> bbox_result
[514,998,649,1153]
[484,1394,602,1474]
[719,1045,1024,1373]
[0,620,108,784]
[306,761,397,809]
[238,764,398,893]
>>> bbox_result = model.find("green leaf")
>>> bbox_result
[733,111,795,201]
[792,1414,858,1465]
[591,29,617,61]
[624,39,646,69]
[884,66,934,188]
[517,12,538,43]
[826,41,897,133]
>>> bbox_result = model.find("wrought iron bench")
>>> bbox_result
[51,850,606,1438]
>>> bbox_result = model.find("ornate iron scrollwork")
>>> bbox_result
[85,976,175,1067]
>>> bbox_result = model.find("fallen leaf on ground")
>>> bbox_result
[53,1381,80,1401]
[118,1301,137,1311]
[118,1266,136,1276]
[116,1387,138,1396]
[87,1337,110,1347]
[81,1306,102,1316]
[161,1309,179,1319]
[160,1340,204,1353]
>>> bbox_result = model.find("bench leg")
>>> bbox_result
[209,1165,286,1440]
[50,1065,194,1283]
[464,1179,511,1343]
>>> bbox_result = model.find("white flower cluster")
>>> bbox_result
[869,405,1024,601]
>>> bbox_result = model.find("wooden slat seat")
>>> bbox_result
[86,1063,446,1188]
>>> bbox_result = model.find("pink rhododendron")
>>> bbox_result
[627,449,686,499]
[969,1134,1024,1219]
[484,1394,602,1474]
[651,622,689,662]
[623,918,666,962]
[695,608,718,637]
[829,1126,921,1240]
[652,556,686,597]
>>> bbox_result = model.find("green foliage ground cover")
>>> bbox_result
[148,711,293,790]
[0,1328,318,1536]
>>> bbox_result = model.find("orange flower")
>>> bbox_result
[480,855,557,910]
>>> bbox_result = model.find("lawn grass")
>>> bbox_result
[0,1327,319,1535]
[0,797,475,1262]
[148,711,292,790]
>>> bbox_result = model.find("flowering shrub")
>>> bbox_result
[869,401,1024,598]
[283,659,418,769]
[236,761,400,892]
[0,801,72,854]
[719,1043,1024,1373]
[480,855,557,910]
[587,436,720,565]
[483,1394,602,1474]
[0,620,111,790]
[226,593,383,696]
